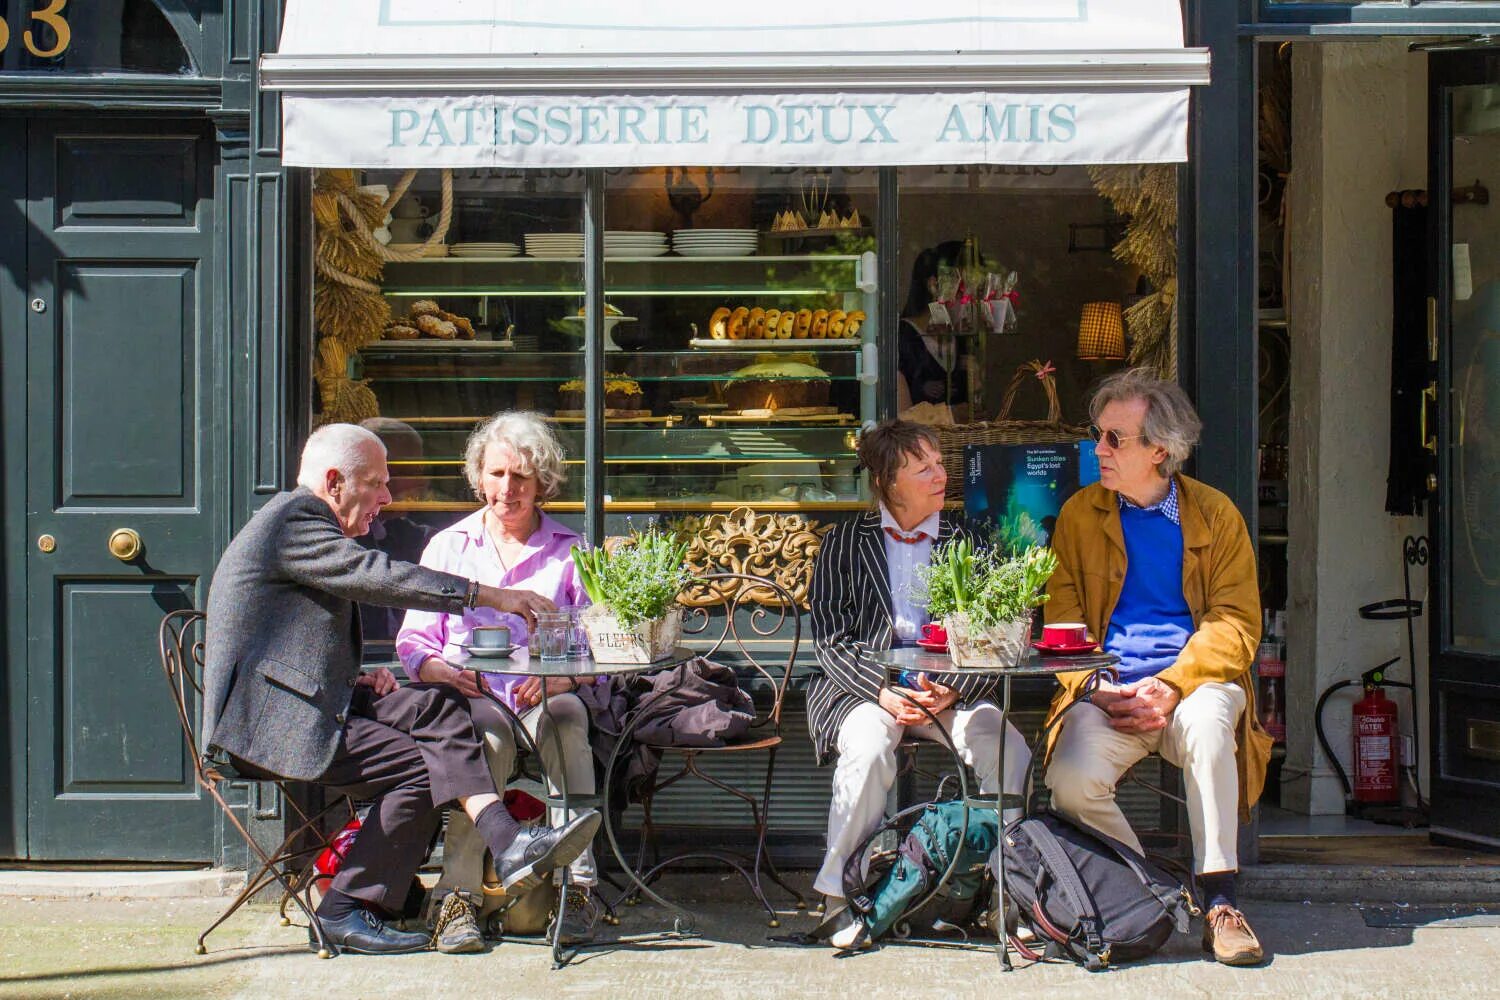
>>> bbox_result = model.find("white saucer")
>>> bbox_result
[460,643,520,658]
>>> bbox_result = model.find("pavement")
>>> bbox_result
[3,873,1500,999]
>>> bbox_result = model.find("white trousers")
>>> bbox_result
[1044,680,1246,874]
[436,691,598,899]
[813,700,1032,898]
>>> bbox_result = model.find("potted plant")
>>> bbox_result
[919,538,1058,668]
[571,528,691,663]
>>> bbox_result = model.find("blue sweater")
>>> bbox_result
[1105,504,1194,685]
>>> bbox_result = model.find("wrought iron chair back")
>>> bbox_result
[678,571,801,733]
[158,609,351,958]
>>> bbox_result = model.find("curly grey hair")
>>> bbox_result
[1088,368,1201,477]
[464,411,568,502]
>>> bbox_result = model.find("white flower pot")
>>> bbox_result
[580,604,682,663]
[943,612,1032,669]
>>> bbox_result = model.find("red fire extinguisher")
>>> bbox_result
[1352,683,1400,804]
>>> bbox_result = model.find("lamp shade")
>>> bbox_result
[1077,301,1126,360]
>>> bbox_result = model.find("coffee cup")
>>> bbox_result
[471,625,511,649]
[1042,622,1089,647]
[920,622,948,644]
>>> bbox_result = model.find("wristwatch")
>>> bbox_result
[464,579,480,610]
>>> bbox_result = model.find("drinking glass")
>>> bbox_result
[531,611,572,660]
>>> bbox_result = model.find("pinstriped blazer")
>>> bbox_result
[805,511,998,765]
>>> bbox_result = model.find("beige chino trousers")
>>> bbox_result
[1044,680,1246,874]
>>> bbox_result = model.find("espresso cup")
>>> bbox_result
[1042,622,1089,646]
[471,625,511,649]
[920,622,948,644]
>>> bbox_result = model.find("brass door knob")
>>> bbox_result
[108,528,143,561]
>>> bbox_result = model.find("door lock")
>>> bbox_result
[36,534,56,553]
[30,297,46,314]
[107,527,143,562]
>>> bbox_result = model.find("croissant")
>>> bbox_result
[810,309,830,339]
[827,309,848,337]
[844,309,867,337]
[763,309,782,340]
[793,308,813,339]
[747,307,767,339]
[709,306,732,340]
[727,306,751,340]
[416,314,458,339]
[777,311,796,338]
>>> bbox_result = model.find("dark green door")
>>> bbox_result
[25,116,219,860]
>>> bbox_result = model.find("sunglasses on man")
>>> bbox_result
[1088,424,1147,450]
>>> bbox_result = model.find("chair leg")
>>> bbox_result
[751,749,806,913]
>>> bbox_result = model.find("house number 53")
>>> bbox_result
[0,1,73,59]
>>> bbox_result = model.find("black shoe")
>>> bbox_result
[313,907,431,956]
[496,812,602,894]
[552,886,602,946]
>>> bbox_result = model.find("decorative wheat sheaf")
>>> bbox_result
[1089,164,1178,378]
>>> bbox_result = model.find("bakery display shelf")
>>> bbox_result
[688,337,861,350]
[549,412,683,426]
[698,411,859,427]
[360,338,515,351]
[761,227,872,239]
[364,374,858,384]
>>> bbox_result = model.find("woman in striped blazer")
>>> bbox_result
[806,419,1031,949]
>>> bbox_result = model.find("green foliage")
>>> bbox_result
[571,528,691,629]
[920,539,1058,630]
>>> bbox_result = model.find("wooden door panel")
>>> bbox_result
[55,135,200,229]
[55,581,197,793]
[57,263,196,505]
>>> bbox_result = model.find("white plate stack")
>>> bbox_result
[450,242,520,259]
[604,231,669,258]
[524,233,585,258]
[672,229,758,257]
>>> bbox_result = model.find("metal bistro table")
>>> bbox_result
[869,645,1117,970]
[445,645,698,967]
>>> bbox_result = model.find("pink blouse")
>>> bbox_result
[396,508,592,712]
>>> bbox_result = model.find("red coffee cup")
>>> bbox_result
[1042,622,1089,647]
[920,622,948,644]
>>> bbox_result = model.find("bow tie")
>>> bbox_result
[884,526,930,545]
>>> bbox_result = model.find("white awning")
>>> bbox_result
[263,0,1209,169]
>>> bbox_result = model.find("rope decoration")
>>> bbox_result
[310,169,454,424]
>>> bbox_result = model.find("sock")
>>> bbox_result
[316,887,363,921]
[1198,872,1236,911]
[474,800,522,859]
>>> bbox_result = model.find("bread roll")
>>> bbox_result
[709,306,732,340]
[727,306,751,340]
[385,324,420,340]
[764,309,782,340]
[409,299,442,317]
[810,309,830,339]
[777,311,796,338]
[416,314,458,339]
[747,307,767,339]
[827,310,848,337]
[793,308,813,339]
[844,309,866,337]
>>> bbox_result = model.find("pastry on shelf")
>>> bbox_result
[810,309,830,339]
[385,323,420,340]
[384,300,478,341]
[708,306,732,340]
[727,306,751,340]
[722,354,831,411]
[763,309,782,339]
[559,372,644,411]
[410,299,442,317]
[415,313,458,339]
[844,309,866,336]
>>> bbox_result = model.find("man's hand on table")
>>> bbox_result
[476,585,556,629]
[357,666,399,697]
[1098,676,1180,733]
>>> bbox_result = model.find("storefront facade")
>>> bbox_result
[0,0,1287,867]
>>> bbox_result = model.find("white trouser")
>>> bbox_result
[813,700,1032,899]
[1044,680,1246,874]
[436,691,598,899]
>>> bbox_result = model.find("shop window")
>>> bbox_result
[0,0,193,75]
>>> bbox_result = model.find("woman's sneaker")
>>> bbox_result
[432,891,485,954]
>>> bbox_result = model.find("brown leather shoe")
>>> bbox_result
[1202,904,1264,966]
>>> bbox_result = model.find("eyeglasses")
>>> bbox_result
[1088,424,1146,450]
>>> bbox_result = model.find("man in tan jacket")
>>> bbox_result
[1043,369,1273,967]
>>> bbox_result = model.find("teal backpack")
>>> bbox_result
[843,796,999,943]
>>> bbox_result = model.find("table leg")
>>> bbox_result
[601,663,697,937]
[537,684,576,969]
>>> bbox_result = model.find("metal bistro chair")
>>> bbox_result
[159,609,355,959]
[629,572,809,926]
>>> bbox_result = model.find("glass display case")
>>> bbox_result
[342,167,879,516]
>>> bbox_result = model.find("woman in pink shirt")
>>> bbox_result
[397,410,602,947]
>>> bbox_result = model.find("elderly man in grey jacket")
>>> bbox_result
[204,424,599,956]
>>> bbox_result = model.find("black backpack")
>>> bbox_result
[1000,810,1199,970]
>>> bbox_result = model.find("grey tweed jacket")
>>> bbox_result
[202,488,469,780]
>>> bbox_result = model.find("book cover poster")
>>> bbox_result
[964,441,1098,549]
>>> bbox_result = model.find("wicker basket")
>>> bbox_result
[935,360,1089,501]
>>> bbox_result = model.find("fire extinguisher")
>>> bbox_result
[1352,681,1399,804]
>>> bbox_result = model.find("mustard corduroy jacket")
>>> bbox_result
[1042,474,1274,822]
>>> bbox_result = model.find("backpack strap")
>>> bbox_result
[1052,812,1197,934]
[843,799,937,914]
[1020,819,1108,967]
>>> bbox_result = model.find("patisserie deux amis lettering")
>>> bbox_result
[387,100,1078,149]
